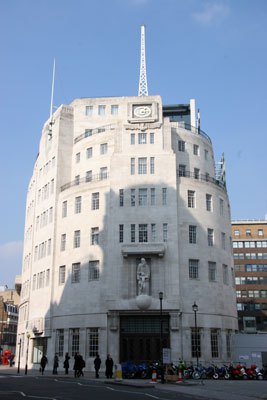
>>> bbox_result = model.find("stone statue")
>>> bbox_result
[137,258,150,295]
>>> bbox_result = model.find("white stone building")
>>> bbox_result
[17,95,237,371]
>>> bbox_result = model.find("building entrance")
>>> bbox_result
[120,315,169,363]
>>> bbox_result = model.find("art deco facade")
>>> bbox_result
[18,95,237,370]
[232,220,267,332]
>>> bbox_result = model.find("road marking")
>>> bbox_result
[145,395,160,399]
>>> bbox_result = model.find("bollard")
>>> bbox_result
[150,369,157,384]
[176,369,183,383]
[115,363,122,381]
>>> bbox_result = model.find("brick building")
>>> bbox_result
[232,220,267,332]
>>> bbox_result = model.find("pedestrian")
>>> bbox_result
[73,352,81,377]
[63,352,70,374]
[94,354,101,378]
[9,353,14,367]
[78,356,85,377]
[53,353,59,374]
[40,354,48,375]
[105,354,113,379]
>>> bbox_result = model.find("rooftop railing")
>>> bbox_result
[172,122,212,144]
[178,170,226,191]
[74,124,116,144]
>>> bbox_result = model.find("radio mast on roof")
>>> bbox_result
[138,24,148,96]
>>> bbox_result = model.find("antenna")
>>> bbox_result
[48,59,56,139]
[138,24,148,96]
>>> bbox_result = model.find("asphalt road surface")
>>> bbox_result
[0,375,208,400]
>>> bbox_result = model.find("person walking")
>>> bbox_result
[94,354,101,378]
[73,352,79,378]
[78,356,85,377]
[105,354,113,379]
[63,352,70,375]
[40,355,48,375]
[53,353,59,374]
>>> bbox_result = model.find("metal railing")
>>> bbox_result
[60,173,109,192]
[177,170,226,191]
[74,124,116,144]
[173,123,212,144]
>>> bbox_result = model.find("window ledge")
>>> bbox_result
[121,243,165,258]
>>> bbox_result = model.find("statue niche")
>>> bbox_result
[136,258,150,296]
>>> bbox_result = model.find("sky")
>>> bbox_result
[1,0,267,287]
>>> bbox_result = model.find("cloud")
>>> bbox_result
[192,1,230,26]
[0,241,23,288]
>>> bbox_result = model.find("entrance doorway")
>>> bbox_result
[120,315,169,363]
[32,338,47,364]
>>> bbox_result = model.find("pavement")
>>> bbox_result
[0,365,267,400]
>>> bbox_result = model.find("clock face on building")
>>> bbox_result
[133,105,152,118]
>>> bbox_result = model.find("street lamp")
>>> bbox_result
[159,292,164,383]
[17,338,21,374]
[25,333,30,375]
[192,302,199,368]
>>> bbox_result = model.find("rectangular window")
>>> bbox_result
[88,328,99,357]
[139,224,148,243]
[188,191,195,208]
[234,230,240,237]
[223,264,229,285]
[87,147,93,158]
[221,232,226,250]
[100,143,108,155]
[76,152,80,163]
[111,105,118,115]
[91,227,99,245]
[74,230,80,248]
[151,224,156,242]
[211,329,219,358]
[131,224,135,243]
[98,105,106,115]
[193,144,199,155]
[131,189,135,206]
[86,170,92,182]
[131,158,135,175]
[150,188,155,206]
[75,175,80,185]
[178,140,185,152]
[162,188,167,205]
[191,328,201,358]
[86,106,93,116]
[49,207,53,223]
[194,168,200,179]
[119,189,124,207]
[139,188,147,206]
[150,157,155,174]
[189,225,197,244]
[208,228,214,246]
[208,262,216,281]
[47,239,51,255]
[59,266,66,285]
[204,149,208,160]
[62,201,67,218]
[150,132,154,144]
[179,164,186,177]
[60,234,66,251]
[89,261,99,281]
[138,157,147,174]
[75,196,82,214]
[163,223,168,242]
[258,229,263,236]
[92,192,99,210]
[100,167,107,179]
[119,224,124,243]
[131,134,135,145]
[71,328,79,356]
[246,229,251,236]
[71,263,80,283]
[56,329,64,357]
[138,132,147,144]
[220,199,224,216]
[206,194,212,211]
[85,129,92,137]
[189,259,199,279]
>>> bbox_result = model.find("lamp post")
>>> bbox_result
[17,338,21,374]
[192,302,199,368]
[25,333,30,375]
[159,292,164,383]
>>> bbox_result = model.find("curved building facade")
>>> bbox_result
[17,95,237,370]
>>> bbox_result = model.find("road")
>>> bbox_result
[0,375,206,400]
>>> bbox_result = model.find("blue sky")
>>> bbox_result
[1,0,267,287]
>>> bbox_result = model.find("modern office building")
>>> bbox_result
[17,93,237,370]
[232,220,267,332]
